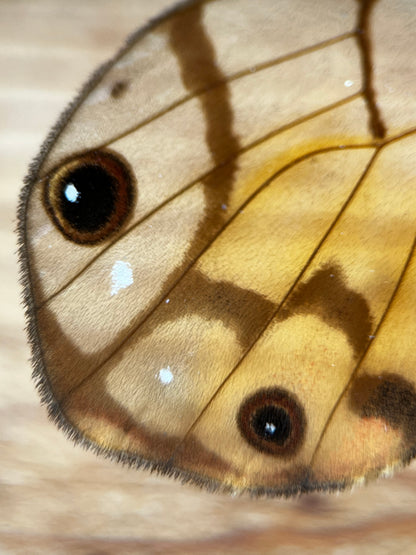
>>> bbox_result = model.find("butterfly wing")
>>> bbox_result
[18,0,416,495]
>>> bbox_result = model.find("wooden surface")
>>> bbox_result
[1,1,416,553]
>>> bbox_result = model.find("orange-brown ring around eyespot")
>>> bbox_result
[237,388,306,457]
[43,150,135,245]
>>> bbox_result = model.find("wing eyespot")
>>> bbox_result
[43,150,135,245]
[237,388,306,457]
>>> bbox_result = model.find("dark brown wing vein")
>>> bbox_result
[356,0,386,138]
[39,93,362,308]
[167,2,239,226]
[168,147,381,461]
[309,235,416,468]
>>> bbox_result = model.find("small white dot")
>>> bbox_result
[344,79,354,87]
[158,366,173,384]
[64,183,80,203]
[165,298,170,304]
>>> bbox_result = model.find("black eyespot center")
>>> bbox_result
[59,164,118,233]
[252,405,292,445]
[238,388,306,457]
[44,150,135,244]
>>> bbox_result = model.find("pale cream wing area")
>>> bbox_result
[372,0,416,134]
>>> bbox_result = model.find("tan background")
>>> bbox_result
[1,1,416,553]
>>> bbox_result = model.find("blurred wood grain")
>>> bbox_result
[1,1,416,553]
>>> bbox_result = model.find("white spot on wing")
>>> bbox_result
[344,79,353,87]
[158,366,174,385]
[110,260,133,296]
[36,223,52,240]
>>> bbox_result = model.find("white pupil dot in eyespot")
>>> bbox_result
[158,366,173,384]
[344,79,353,87]
[64,183,80,203]
[265,422,276,434]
